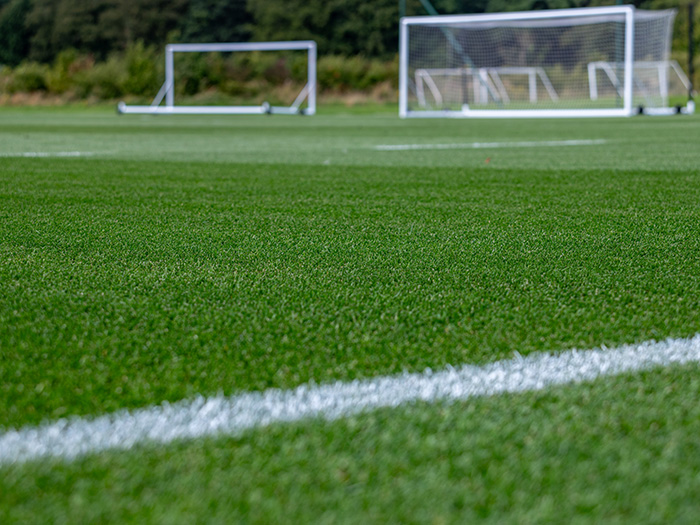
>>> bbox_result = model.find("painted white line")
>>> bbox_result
[1,334,699,466]
[374,139,607,151]
[0,151,95,158]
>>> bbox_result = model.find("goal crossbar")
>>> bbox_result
[118,41,317,116]
[401,5,638,25]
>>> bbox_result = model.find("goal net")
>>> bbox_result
[588,60,692,110]
[400,6,691,118]
[118,41,316,115]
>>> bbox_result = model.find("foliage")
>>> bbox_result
[45,49,87,93]
[0,0,31,66]
[247,0,400,59]
[80,57,127,99]
[486,0,586,11]
[0,43,158,99]
[4,0,700,65]
[122,42,160,96]
[0,0,698,97]
[0,46,399,100]
[5,61,49,92]
[25,0,188,62]
[26,0,111,62]
[179,0,251,43]
[317,55,398,91]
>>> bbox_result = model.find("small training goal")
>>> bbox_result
[588,60,692,110]
[415,67,560,108]
[400,5,693,118]
[118,41,316,115]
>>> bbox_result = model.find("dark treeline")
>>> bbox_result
[0,0,691,67]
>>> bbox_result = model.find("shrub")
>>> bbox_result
[0,51,399,100]
[317,55,396,91]
[0,65,11,93]
[318,55,361,91]
[122,42,160,96]
[76,56,126,99]
[6,61,49,92]
[174,53,209,96]
[45,49,94,94]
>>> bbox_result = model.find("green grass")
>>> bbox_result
[1,106,700,522]
[3,366,700,523]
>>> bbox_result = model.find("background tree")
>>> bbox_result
[179,0,252,43]
[0,0,695,77]
[247,0,396,58]
[0,0,31,65]
[26,0,188,62]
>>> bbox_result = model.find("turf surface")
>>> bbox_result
[1,107,700,521]
[3,366,700,523]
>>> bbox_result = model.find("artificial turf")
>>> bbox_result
[3,365,700,523]
[1,107,700,521]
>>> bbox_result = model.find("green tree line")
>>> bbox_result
[0,0,697,67]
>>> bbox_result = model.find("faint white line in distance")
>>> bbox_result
[374,139,607,151]
[0,151,95,157]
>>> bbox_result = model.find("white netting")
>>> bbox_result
[589,60,690,109]
[404,8,680,115]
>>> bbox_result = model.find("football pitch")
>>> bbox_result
[1,106,700,522]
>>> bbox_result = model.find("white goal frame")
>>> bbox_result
[118,41,316,116]
[400,6,637,118]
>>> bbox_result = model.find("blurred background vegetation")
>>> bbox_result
[0,0,696,103]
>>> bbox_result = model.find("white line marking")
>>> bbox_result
[0,151,95,158]
[374,139,607,151]
[1,334,699,466]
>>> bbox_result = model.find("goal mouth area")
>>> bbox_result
[118,41,317,116]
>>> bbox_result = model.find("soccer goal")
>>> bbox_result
[400,5,693,118]
[118,41,316,116]
[415,67,559,108]
[588,60,692,110]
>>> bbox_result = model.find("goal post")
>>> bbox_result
[118,41,316,116]
[399,6,693,118]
